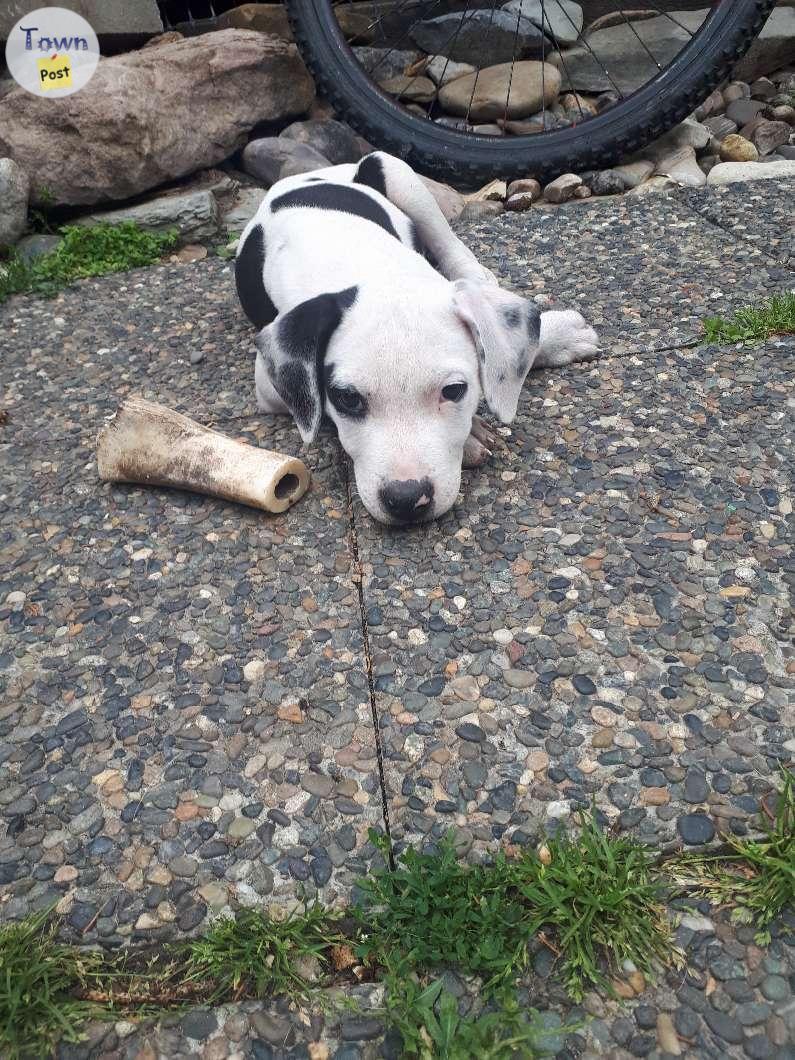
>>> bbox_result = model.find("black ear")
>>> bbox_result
[255,287,358,442]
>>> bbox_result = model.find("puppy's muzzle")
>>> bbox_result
[379,477,434,524]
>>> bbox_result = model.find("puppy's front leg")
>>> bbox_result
[533,310,600,368]
[462,415,505,468]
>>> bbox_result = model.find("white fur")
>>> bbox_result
[237,153,599,523]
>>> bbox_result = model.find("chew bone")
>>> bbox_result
[97,396,310,514]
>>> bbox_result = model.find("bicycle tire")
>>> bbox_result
[284,0,777,184]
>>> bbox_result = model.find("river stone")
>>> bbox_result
[15,233,61,262]
[380,75,436,104]
[719,134,758,163]
[0,158,29,247]
[503,0,583,45]
[543,172,582,203]
[677,813,715,845]
[612,159,654,188]
[72,189,219,241]
[424,55,477,86]
[750,119,792,156]
[217,3,292,39]
[439,61,561,121]
[0,31,313,207]
[242,138,330,186]
[655,146,706,188]
[707,159,795,185]
[552,11,706,94]
[353,46,419,82]
[410,9,549,67]
[280,119,365,165]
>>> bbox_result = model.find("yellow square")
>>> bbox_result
[37,54,72,91]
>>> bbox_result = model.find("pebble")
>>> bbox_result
[677,814,715,845]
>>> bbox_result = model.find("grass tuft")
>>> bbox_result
[703,292,795,346]
[357,811,678,1014]
[671,769,795,945]
[0,908,99,1060]
[0,222,179,303]
[183,904,343,1003]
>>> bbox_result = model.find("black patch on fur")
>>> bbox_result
[278,287,358,363]
[271,287,358,430]
[271,183,400,241]
[527,304,541,343]
[515,353,529,378]
[406,219,440,271]
[501,305,522,329]
[277,362,314,432]
[353,153,387,198]
[235,225,277,330]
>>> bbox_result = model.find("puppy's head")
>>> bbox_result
[255,280,540,524]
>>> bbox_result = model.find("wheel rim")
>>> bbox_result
[320,1,731,154]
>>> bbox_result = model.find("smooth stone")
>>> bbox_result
[707,159,795,185]
[424,55,476,87]
[543,172,582,203]
[379,74,436,104]
[15,232,61,262]
[410,10,549,68]
[503,0,584,45]
[439,61,561,122]
[553,12,706,94]
[507,177,542,200]
[458,200,503,221]
[725,98,769,126]
[242,137,330,186]
[677,813,715,845]
[280,119,365,165]
[719,134,758,162]
[612,159,654,188]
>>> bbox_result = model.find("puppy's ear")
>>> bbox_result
[255,287,358,442]
[452,280,541,424]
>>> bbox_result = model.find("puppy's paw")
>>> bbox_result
[462,415,506,468]
[534,309,600,368]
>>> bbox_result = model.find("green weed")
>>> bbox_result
[703,292,795,345]
[0,908,99,1060]
[671,769,795,944]
[0,222,179,302]
[183,904,344,1002]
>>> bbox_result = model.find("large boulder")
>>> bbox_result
[0,157,29,247]
[0,30,314,207]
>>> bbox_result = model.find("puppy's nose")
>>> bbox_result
[379,478,434,523]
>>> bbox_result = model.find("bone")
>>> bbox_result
[97,396,310,514]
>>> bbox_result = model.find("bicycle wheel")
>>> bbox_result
[284,0,776,184]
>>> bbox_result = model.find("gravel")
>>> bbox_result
[1,179,793,1059]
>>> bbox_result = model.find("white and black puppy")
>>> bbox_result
[235,151,598,525]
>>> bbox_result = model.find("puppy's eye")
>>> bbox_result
[441,382,468,403]
[328,385,366,417]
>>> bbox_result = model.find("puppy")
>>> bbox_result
[235,151,598,524]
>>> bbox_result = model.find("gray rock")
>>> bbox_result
[242,138,330,186]
[750,120,792,157]
[553,12,706,94]
[181,1010,218,1040]
[16,233,61,263]
[220,187,266,234]
[502,0,583,45]
[0,31,314,207]
[352,46,419,82]
[280,119,365,165]
[543,172,582,203]
[677,813,715,845]
[410,10,548,67]
[0,157,29,247]
[725,98,769,126]
[439,61,561,122]
[587,170,625,195]
[73,189,219,241]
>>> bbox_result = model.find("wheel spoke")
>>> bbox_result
[464,0,501,125]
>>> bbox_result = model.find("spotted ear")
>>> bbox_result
[452,280,541,424]
[255,287,358,442]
